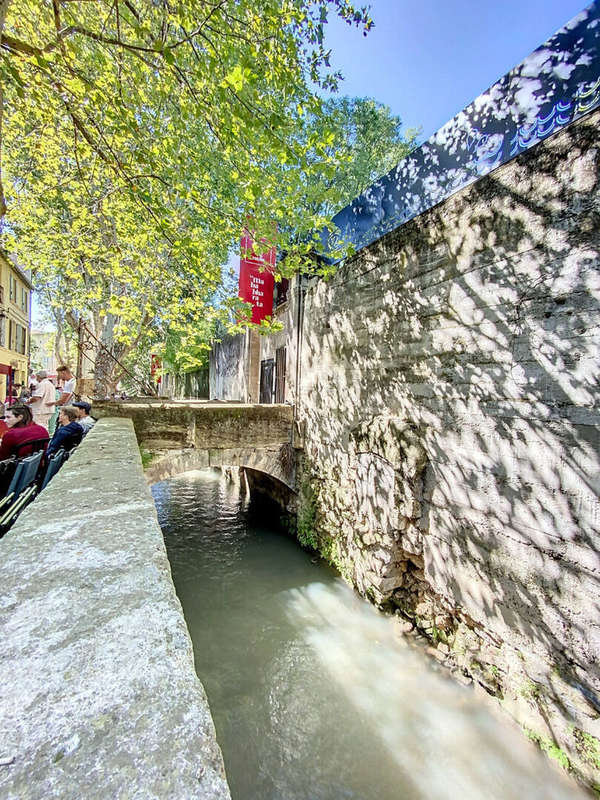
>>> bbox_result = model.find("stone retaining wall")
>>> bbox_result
[297,109,600,788]
[0,417,231,800]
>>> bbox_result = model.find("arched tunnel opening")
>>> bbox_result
[147,458,299,543]
[239,466,297,515]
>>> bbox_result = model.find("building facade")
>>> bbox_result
[0,250,33,402]
[30,329,57,378]
[208,275,298,405]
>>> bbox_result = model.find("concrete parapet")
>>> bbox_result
[0,417,231,800]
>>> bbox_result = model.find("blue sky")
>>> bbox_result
[323,0,589,141]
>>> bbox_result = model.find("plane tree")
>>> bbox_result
[0,0,375,391]
[155,95,419,380]
[1,3,418,392]
[1,0,373,247]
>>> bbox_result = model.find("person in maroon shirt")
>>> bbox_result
[0,405,49,460]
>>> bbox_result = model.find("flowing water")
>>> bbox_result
[152,469,586,800]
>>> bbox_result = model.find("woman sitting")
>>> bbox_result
[47,405,84,458]
[0,404,49,460]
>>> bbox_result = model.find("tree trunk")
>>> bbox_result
[53,312,77,368]
[79,313,117,398]
[92,346,119,398]
[81,313,141,398]
[0,0,10,41]
[0,0,12,219]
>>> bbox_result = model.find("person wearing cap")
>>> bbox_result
[27,370,56,431]
[73,401,96,435]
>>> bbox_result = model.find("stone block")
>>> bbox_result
[0,419,230,800]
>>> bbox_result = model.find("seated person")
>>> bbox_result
[0,404,49,460]
[47,406,84,458]
[72,401,96,434]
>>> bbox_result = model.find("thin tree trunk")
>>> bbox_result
[54,309,77,367]
[0,0,10,40]
[0,0,12,220]
[93,312,117,397]
[93,346,118,398]
[54,314,68,366]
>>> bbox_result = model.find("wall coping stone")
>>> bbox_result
[0,417,231,800]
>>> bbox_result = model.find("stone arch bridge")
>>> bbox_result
[93,400,297,493]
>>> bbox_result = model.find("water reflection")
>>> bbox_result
[153,470,585,800]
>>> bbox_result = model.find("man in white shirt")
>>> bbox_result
[27,370,56,431]
[56,365,76,407]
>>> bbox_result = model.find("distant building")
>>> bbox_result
[0,250,33,402]
[30,329,57,378]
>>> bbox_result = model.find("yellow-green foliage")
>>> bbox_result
[296,498,318,551]
[0,0,382,364]
[520,680,542,701]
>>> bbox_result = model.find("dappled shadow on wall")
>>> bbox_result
[298,111,600,738]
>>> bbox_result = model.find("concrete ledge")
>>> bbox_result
[0,418,231,800]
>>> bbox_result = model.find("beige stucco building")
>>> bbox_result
[0,250,33,401]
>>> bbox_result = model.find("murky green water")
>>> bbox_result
[152,469,585,800]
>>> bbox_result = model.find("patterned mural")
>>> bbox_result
[322,1,600,260]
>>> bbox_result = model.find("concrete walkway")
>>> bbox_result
[0,418,230,800]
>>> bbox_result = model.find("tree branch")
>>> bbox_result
[66,24,163,54]
[0,32,55,56]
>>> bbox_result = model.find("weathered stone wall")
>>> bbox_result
[0,418,230,799]
[93,400,294,452]
[297,109,600,786]
[92,400,296,489]
[209,332,248,401]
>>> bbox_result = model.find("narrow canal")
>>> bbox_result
[152,469,584,800]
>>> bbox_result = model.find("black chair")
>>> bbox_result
[13,437,50,458]
[40,448,68,491]
[13,437,50,487]
[0,488,16,514]
[0,484,37,533]
[6,451,44,500]
[0,452,44,536]
[0,456,17,499]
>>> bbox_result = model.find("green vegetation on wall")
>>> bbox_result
[524,729,571,771]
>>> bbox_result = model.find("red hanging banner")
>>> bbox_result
[238,230,276,324]
[151,354,162,384]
